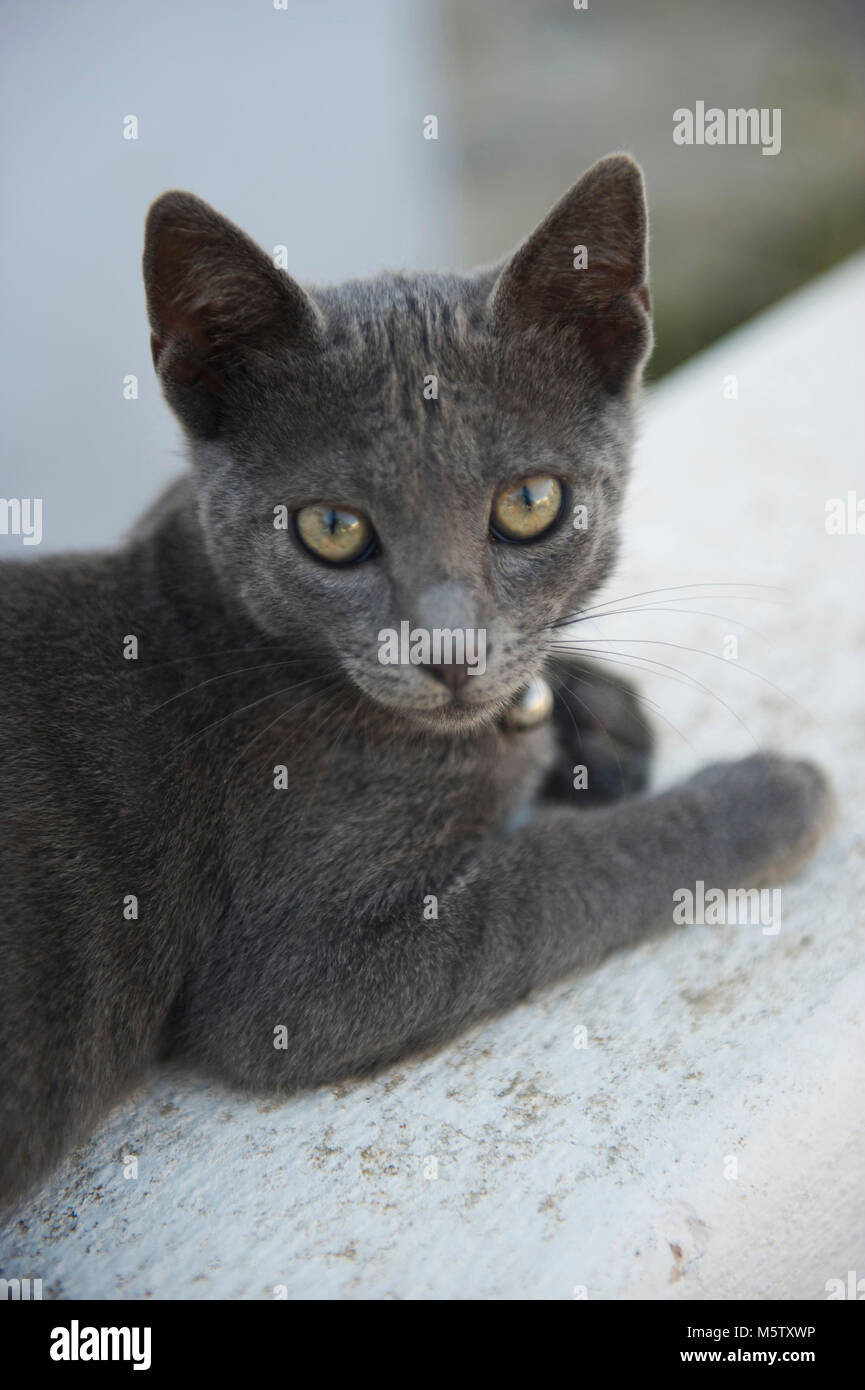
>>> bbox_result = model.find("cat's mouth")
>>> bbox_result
[370,688,509,729]
[409,676,554,734]
[404,695,512,731]
[344,666,545,735]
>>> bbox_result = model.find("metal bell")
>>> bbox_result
[503,674,554,731]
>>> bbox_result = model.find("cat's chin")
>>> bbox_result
[401,700,509,735]
[341,667,530,734]
[365,692,516,737]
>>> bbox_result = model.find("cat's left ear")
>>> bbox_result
[143,190,323,435]
[488,154,652,393]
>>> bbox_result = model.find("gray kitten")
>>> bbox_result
[0,155,831,1207]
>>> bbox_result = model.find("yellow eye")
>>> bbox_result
[491,475,563,542]
[295,504,376,565]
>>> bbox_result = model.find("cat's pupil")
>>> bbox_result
[295,503,376,565]
[491,474,564,542]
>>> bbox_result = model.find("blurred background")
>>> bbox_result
[1,0,863,554]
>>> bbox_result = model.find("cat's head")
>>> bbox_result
[143,154,651,733]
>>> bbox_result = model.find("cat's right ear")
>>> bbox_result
[487,155,652,394]
[143,191,323,435]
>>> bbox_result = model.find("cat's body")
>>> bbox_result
[0,157,831,1206]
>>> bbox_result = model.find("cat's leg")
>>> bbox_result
[542,655,654,803]
[0,916,183,1207]
[0,1017,154,1209]
[178,754,831,1094]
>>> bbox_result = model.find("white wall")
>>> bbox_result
[0,0,454,555]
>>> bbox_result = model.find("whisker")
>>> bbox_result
[553,646,700,699]
[222,680,342,777]
[551,582,787,629]
[138,644,291,671]
[147,659,328,714]
[554,645,761,747]
[553,602,770,641]
[543,666,584,735]
[544,667,632,797]
[550,635,818,727]
[171,673,336,753]
[543,666,588,751]
[289,693,365,836]
[547,658,696,755]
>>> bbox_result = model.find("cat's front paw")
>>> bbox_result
[687,752,834,882]
[542,657,653,803]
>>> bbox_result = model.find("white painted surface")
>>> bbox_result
[1,257,863,1300]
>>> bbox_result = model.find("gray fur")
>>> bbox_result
[0,156,831,1206]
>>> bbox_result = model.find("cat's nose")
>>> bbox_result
[425,661,472,692]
